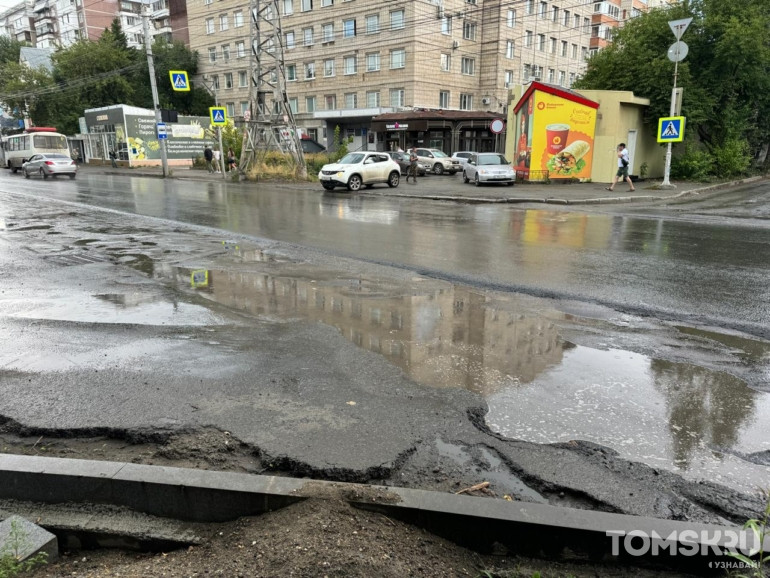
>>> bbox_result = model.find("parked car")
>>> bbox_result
[414,148,460,175]
[462,153,515,186]
[384,151,427,176]
[318,152,401,191]
[22,153,77,179]
[450,151,475,167]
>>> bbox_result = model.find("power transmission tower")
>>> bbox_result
[239,0,307,178]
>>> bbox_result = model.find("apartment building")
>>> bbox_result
[189,0,595,148]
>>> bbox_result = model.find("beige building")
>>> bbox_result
[188,0,596,150]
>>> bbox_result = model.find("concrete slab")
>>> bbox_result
[0,515,58,564]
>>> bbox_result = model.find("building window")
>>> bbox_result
[390,48,405,69]
[226,103,235,117]
[549,37,556,53]
[283,0,293,15]
[238,70,248,87]
[366,14,379,34]
[441,15,452,35]
[205,18,214,34]
[538,34,545,51]
[507,9,515,27]
[305,62,315,79]
[562,9,570,26]
[323,58,335,76]
[221,44,230,61]
[366,52,380,71]
[552,5,558,22]
[343,19,355,37]
[211,74,219,89]
[569,72,576,86]
[390,9,404,30]
[583,17,590,33]
[322,23,334,42]
[582,46,588,59]
[574,13,580,28]
[459,93,473,110]
[236,40,246,57]
[525,30,532,47]
[220,14,228,31]
[325,94,336,110]
[440,53,451,71]
[390,88,405,107]
[504,69,513,88]
[571,43,578,58]
[548,68,554,83]
[525,0,534,14]
[506,40,514,59]
[208,47,216,62]
[287,64,296,80]
[225,72,233,88]
[558,70,566,86]
[461,56,475,75]
[204,0,212,5]
[344,93,357,108]
[560,40,567,56]
[463,21,476,40]
[303,27,313,45]
[539,1,547,18]
[306,96,316,112]
[366,90,380,107]
[344,55,356,74]
[233,10,243,27]
[289,97,298,114]
[321,0,332,5]
[439,90,449,108]
[301,0,312,12]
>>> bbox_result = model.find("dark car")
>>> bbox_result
[22,153,77,179]
[384,151,427,176]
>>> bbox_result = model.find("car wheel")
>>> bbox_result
[40,168,48,179]
[462,171,469,184]
[506,181,513,186]
[387,171,400,188]
[432,163,444,175]
[11,166,18,174]
[24,169,30,179]
[347,174,362,192]
[69,174,76,180]
[322,182,335,190]
[474,174,481,187]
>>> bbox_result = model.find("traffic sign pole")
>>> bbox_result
[661,18,691,188]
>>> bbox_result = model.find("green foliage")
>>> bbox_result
[0,37,25,67]
[0,62,54,126]
[727,488,769,578]
[329,125,353,162]
[574,0,770,179]
[670,142,713,181]
[639,161,649,179]
[0,520,48,578]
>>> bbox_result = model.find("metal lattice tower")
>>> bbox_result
[239,0,307,178]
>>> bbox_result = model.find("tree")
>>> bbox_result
[0,36,25,67]
[0,62,54,127]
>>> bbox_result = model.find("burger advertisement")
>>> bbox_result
[515,88,598,181]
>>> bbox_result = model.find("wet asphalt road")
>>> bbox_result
[0,171,768,520]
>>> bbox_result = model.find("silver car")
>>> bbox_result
[23,153,77,179]
[462,153,515,186]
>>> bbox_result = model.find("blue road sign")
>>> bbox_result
[657,116,685,143]
[156,122,168,140]
[209,107,227,126]
[169,70,190,92]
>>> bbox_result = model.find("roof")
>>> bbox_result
[372,109,501,122]
[19,47,54,73]
[513,81,600,114]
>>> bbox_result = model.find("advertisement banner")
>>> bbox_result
[530,92,597,180]
[514,95,535,179]
[124,115,212,161]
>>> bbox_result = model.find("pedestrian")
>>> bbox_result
[71,148,80,164]
[213,149,221,173]
[606,143,635,192]
[204,145,214,173]
[109,149,118,169]
[406,146,419,184]
[227,147,237,172]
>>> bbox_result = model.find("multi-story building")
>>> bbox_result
[188,0,596,149]
[1,0,36,44]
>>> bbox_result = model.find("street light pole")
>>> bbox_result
[660,58,680,188]
[142,6,169,177]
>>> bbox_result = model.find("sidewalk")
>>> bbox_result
[77,163,764,206]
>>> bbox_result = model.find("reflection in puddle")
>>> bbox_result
[486,346,770,492]
[166,266,566,396]
[676,325,770,364]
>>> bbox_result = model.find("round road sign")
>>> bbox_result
[489,119,505,134]
[667,41,689,62]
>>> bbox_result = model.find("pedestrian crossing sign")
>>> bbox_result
[209,107,227,126]
[657,116,685,143]
[169,70,190,92]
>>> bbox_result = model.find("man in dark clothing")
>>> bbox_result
[204,146,214,173]
[406,146,419,183]
[109,149,118,169]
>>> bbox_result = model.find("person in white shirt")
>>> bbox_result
[213,149,221,173]
[606,143,635,192]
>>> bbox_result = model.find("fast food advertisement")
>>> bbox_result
[530,92,597,180]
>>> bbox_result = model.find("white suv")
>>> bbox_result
[414,148,460,175]
[318,152,402,191]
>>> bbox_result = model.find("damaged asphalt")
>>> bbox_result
[0,190,765,529]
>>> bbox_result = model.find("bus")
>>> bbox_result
[1,128,70,173]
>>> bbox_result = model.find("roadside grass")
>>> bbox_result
[728,488,770,578]
[0,520,48,578]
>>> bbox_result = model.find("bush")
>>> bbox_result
[671,144,713,181]
[711,138,752,178]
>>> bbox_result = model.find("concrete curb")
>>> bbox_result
[0,454,764,574]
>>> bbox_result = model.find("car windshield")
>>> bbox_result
[338,153,365,164]
[431,150,448,158]
[477,154,509,166]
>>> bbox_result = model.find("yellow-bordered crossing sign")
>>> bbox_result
[657,116,685,143]
[209,107,227,126]
[169,70,190,92]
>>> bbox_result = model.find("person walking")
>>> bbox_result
[213,149,221,173]
[606,143,635,192]
[109,149,118,169]
[406,146,419,184]
[227,147,237,172]
[204,145,214,173]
